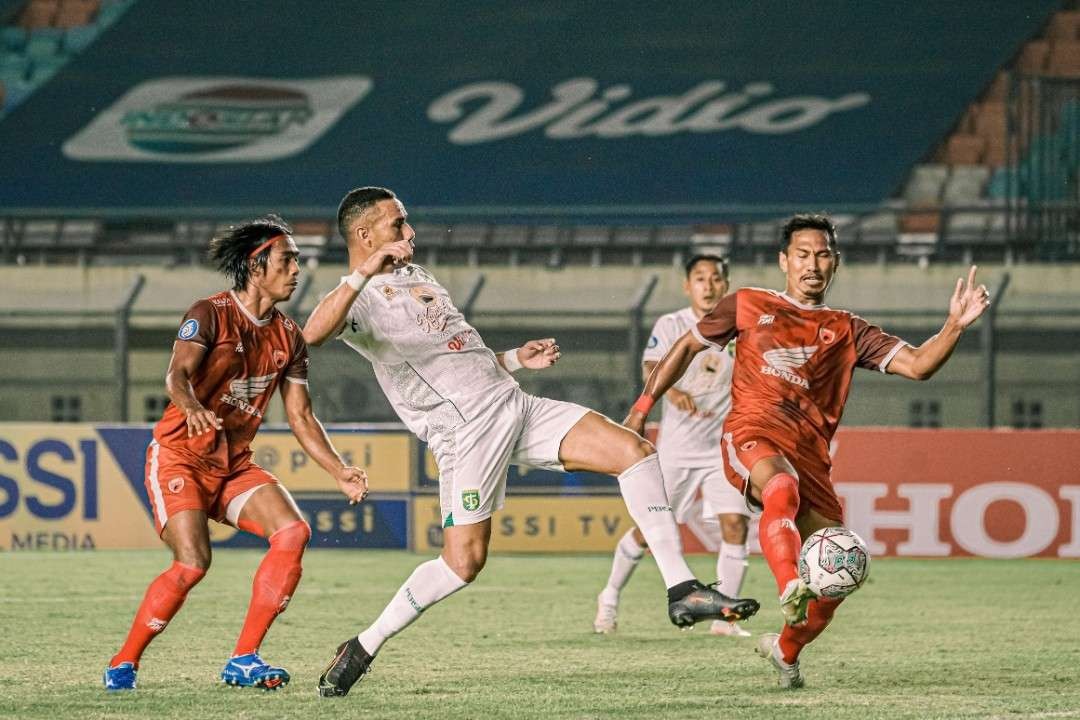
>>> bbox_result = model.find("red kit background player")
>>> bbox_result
[625,213,991,688]
[103,215,368,691]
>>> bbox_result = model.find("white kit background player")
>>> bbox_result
[302,187,760,697]
[594,255,755,638]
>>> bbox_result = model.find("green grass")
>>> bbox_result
[1,551,1078,719]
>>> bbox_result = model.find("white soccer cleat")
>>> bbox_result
[709,620,751,637]
[755,632,804,689]
[778,578,817,626]
[593,595,618,634]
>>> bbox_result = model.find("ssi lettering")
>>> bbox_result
[0,438,99,521]
[498,513,625,538]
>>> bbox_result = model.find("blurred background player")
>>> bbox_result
[624,214,991,689]
[594,254,755,638]
[103,216,369,692]
[303,187,760,697]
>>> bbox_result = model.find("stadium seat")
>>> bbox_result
[943,210,988,245]
[1046,42,1080,77]
[569,226,611,247]
[19,0,60,29]
[944,134,985,165]
[62,24,96,53]
[857,211,898,248]
[985,71,1009,101]
[903,164,948,204]
[445,223,489,247]
[655,225,694,246]
[611,226,653,247]
[29,54,65,82]
[942,165,991,205]
[1047,11,1080,41]
[54,0,98,27]
[289,220,329,260]
[974,101,1006,141]
[1017,40,1049,74]
[488,224,529,247]
[1,26,27,52]
[58,219,100,247]
[17,219,61,248]
[25,28,63,60]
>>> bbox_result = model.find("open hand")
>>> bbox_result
[335,466,369,505]
[948,265,991,329]
[517,338,561,370]
[184,405,222,438]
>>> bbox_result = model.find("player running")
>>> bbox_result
[624,214,990,688]
[303,187,760,698]
[594,254,755,638]
[103,216,368,692]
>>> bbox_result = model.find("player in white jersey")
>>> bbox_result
[594,255,755,638]
[303,187,760,697]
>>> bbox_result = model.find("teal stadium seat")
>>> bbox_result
[0,26,27,52]
[63,25,97,53]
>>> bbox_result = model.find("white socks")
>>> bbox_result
[717,541,749,598]
[616,454,695,589]
[356,556,468,655]
[600,528,646,605]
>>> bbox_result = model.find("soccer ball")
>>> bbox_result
[798,526,870,599]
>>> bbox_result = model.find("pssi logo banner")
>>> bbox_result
[0,424,159,551]
[62,76,372,162]
[250,429,413,493]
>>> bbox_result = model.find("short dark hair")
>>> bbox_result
[207,214,292,291]
[684,253,729,280]
[780,213,838,253]
[337,186,397,242]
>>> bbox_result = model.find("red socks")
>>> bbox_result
[759,473,802,594]
[779,596,843,663]
[111,561,206,667]
[232,520,311,656]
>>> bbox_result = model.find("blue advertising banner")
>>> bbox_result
[0,423,411,551]
[0,1,1057,217]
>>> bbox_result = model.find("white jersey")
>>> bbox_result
[643,307,734,467]
[338,264,517,441]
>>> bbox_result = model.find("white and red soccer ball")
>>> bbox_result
[798,527,871,599]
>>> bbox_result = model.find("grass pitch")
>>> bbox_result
[1,550,1077,720]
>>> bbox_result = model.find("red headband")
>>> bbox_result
[248,234,285,258]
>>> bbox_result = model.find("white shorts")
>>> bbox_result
[660,458,752,522]
[429,387,590,527]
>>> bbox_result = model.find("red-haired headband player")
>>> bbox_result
[103,215,369,692]
[624,214,991,689]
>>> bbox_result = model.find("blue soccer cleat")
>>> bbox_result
[220,653,290,691]
[103,662,137,691]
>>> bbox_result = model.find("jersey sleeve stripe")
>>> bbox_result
[690,323,726,351]
[879,340,909,373]
[285,377,309,385]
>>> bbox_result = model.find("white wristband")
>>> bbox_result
[502,347,523,373]
[342,269,368,293]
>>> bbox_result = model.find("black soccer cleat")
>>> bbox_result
[668,582,760,628]
[317,637,374,698]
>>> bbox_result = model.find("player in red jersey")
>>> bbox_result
[625,214,991,688]
[103,216,368,692]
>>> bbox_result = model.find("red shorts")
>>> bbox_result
[720,429,843,522]
[144,440,279,535]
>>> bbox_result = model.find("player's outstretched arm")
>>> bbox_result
[280,379,369,504]
[498,338,561,372]
[303,239,414,346]
[642,360,700,416]
[886,265,992,381]
[165,340,222,437]
[623,330,706,434]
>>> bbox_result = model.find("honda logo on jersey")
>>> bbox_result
[760,346,817,389]
[220,372,276,417]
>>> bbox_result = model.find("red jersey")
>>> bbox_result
[694,288,906,466]
[153,291,309,471]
